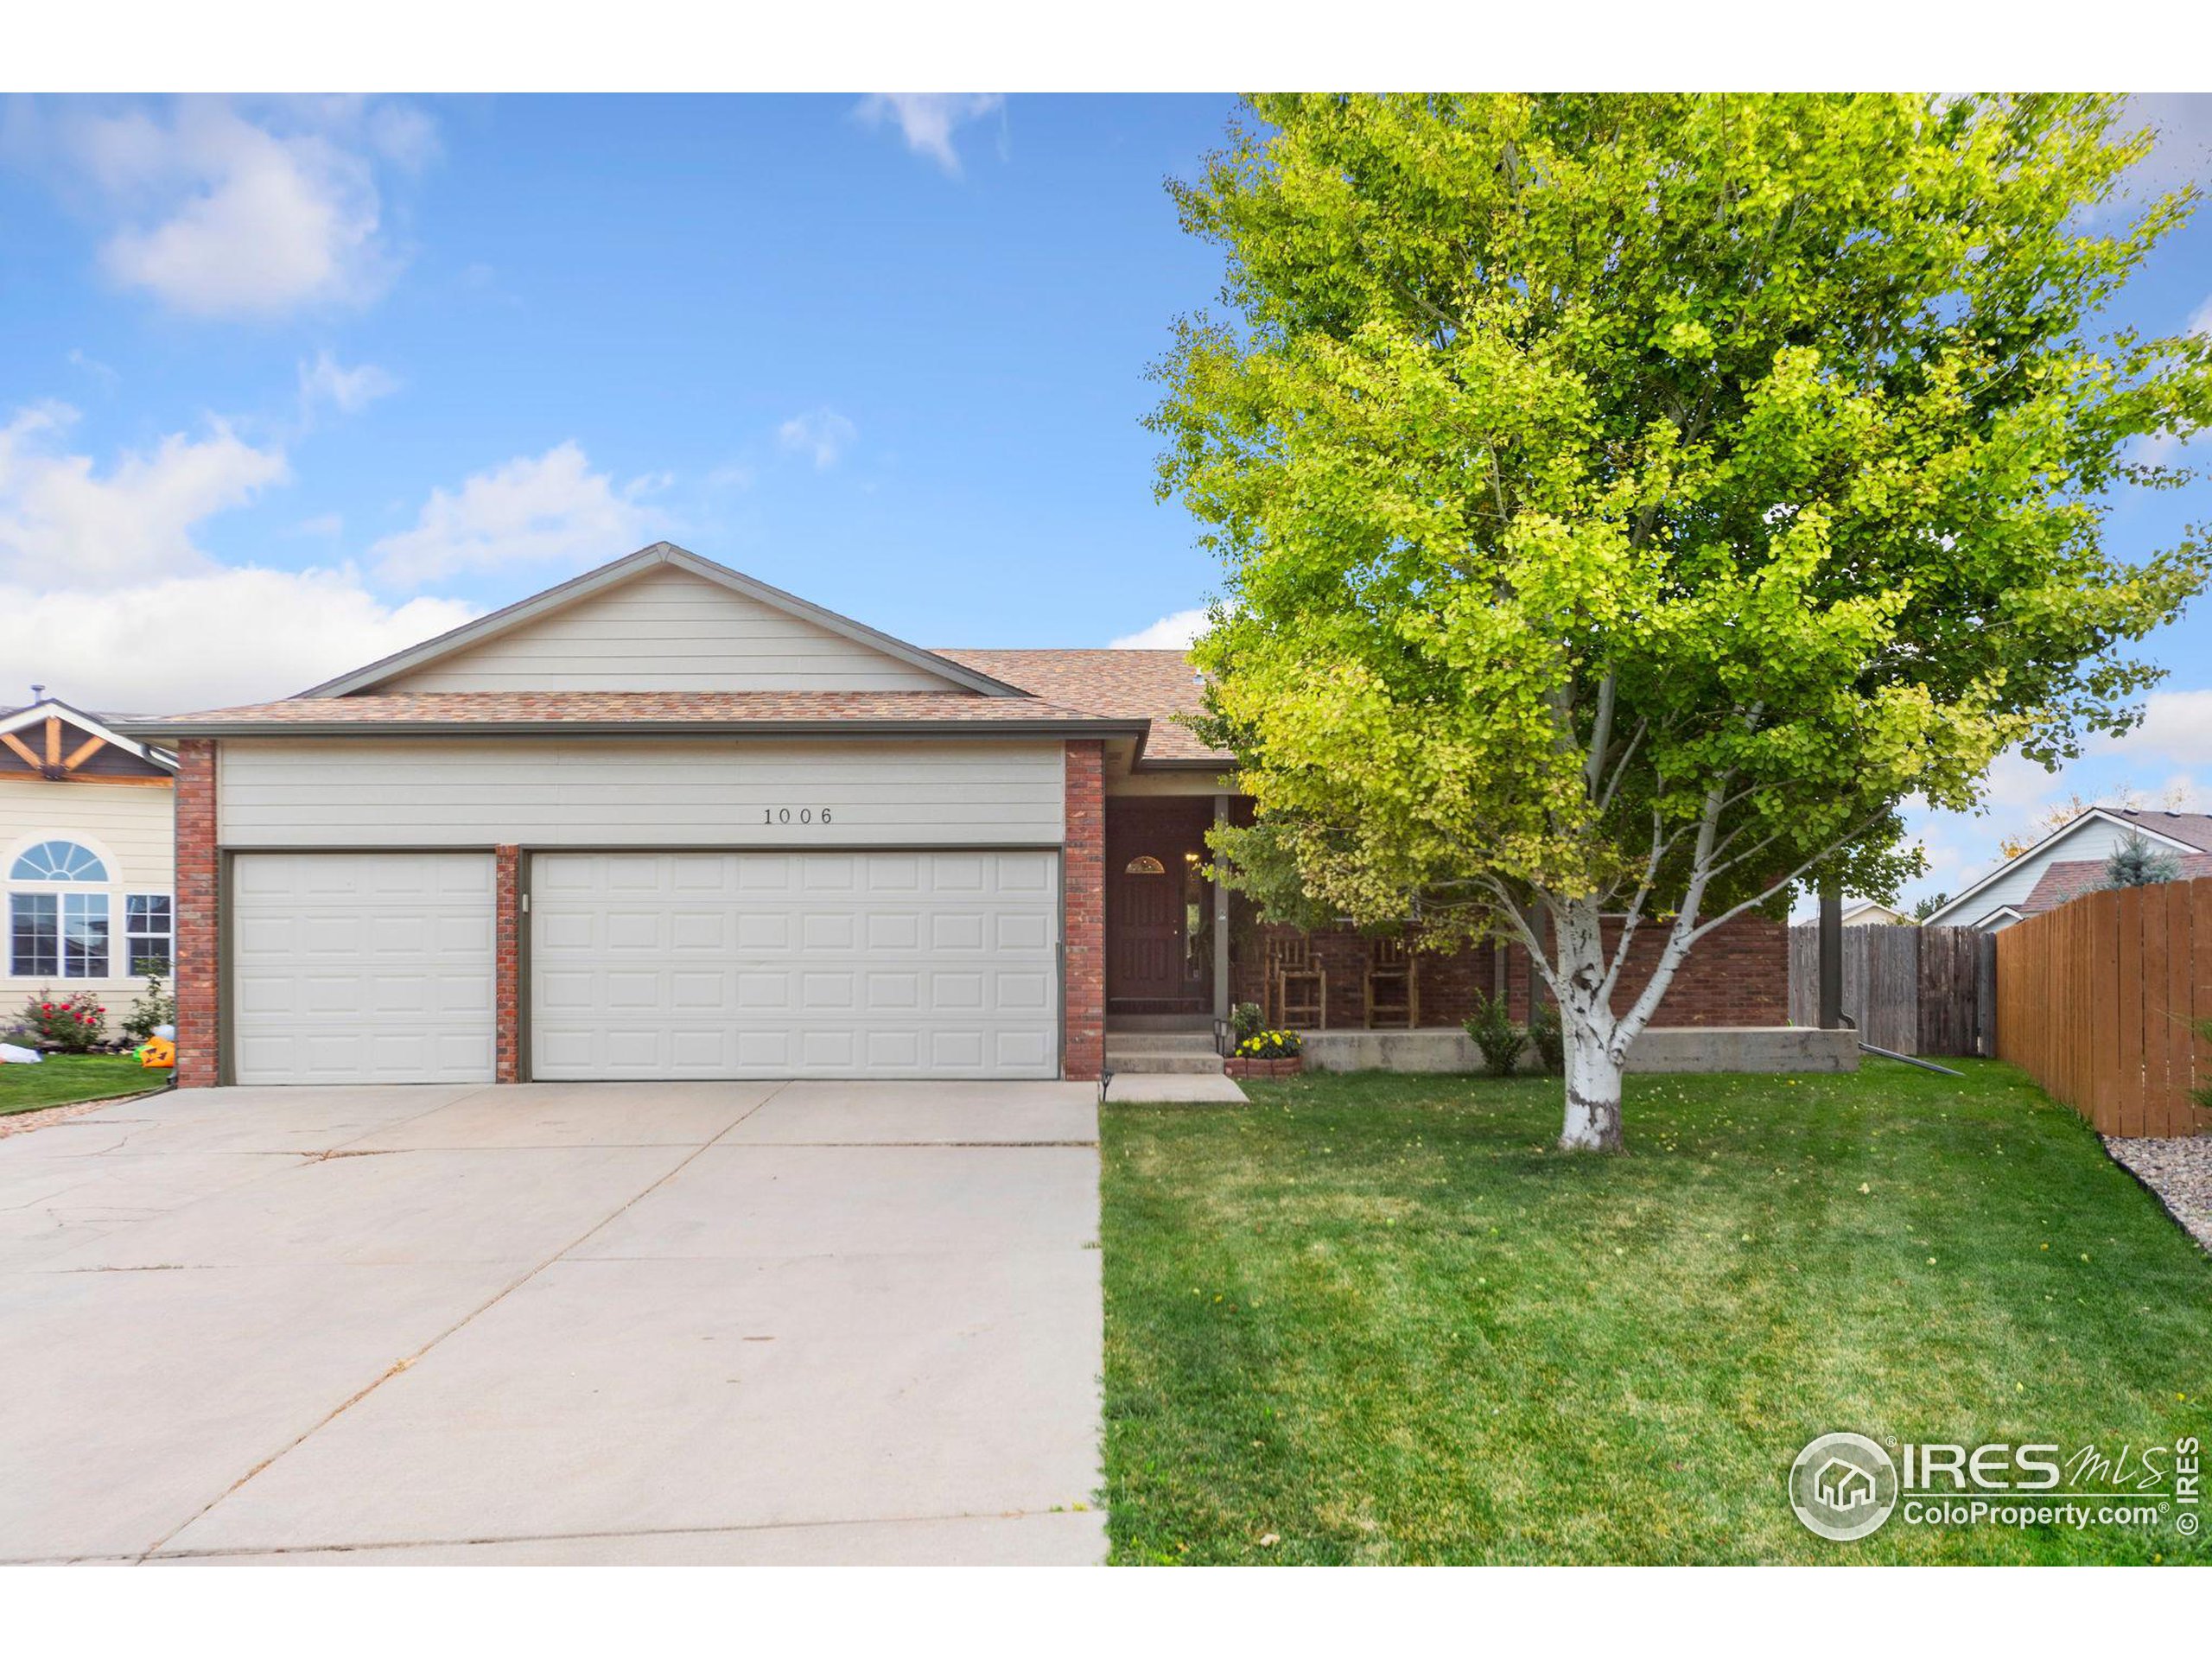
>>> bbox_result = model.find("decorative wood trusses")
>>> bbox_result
[0,702,175,785]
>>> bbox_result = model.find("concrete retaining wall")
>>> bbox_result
[1300,1026,1860,1076]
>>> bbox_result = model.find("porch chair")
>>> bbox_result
[1363,937,1419,1030]
[1266,934,1327,1030]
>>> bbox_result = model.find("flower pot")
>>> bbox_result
[1225,1055,1305,1080]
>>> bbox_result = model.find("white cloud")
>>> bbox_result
[0,402,288,588]
[24,97,431,318]
[854,94,1003,176]
[297,349,397,419]
[2101,688,2212,766]
[0,566,476,711]
[2189,294,2212,339]
[1110,608,1211,650]
[66,347,118,387]
[367,441,661,585]
[776,409,858,471]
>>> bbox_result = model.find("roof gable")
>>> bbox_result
[1921,806,2202,927]
[0,702,175,782]
[304,544,1023,699]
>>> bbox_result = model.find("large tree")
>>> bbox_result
[1152,94,2209,1149]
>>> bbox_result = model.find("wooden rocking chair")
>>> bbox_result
[1267,934,1327,1029]
[1363,937,1419,1029]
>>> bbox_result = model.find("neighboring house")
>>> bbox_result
[1,699,178,1033]
[1921,808,2212,933]
[2018,853,2212,917]
[122,543,1786,1089]
[1841,900,1916,927]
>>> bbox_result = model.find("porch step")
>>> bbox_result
[1104,1032,1225,1076]
[1105,1014,1214,1033]
[1104,1032,1220,1055]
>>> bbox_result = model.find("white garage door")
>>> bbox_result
[231,852,498,1085]
[531,850,1060,1080]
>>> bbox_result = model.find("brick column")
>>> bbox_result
[173,739,219,1089]
[1062,740,1105,1081]
[494,844,522,1083]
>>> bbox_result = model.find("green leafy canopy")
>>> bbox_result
[1153,93,2211,944]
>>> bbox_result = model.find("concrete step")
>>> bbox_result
[1103,1032,1219,1055]
[1104,1052,1227,1076]
[1105,1014,1214,1033]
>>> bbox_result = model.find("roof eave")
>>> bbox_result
[111,716,1153,742]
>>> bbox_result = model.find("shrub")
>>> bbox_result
[1463,991,1523,1077]
[16,988,106,1053]
[1231,1001,1265,1044]
[2105,830,2183,889]
[1528,999,1566,1075]
[120,973,176,1045]
[1236,1028,1303,1060]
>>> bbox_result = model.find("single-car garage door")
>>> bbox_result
[231,852,498,1085]
[530,850,1059,1080]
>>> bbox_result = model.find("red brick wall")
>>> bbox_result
[495,845,521,1084]
[1062,741,1105,1080]
[173,739,219,1088]
[1231,910,1787,1030]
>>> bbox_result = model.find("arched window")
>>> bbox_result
[1123,855,1166,875]
[8,840,112,979]
[10,840,108,882]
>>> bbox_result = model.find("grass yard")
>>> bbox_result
[0,1053,166,1116]
[1100,1060,2212,1564]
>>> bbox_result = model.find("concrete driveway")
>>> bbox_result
[0,1079,1104,1564]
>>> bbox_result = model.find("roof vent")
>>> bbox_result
[29,684,44,703]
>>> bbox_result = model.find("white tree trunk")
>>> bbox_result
[1550,896,1627,1152]
[1560,1026,1624,1153]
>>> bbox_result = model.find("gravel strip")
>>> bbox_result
[0,1087,168,1140]
[2104,1135,2212,1253]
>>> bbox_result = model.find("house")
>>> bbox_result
[1841,900,1916,927]
[1,698,178,1034]
[120,543,1787,1089]
[2018,853,2212,917]
[1920,808,2212,932]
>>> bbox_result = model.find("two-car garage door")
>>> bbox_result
[229,849,1060,1084]
[530,851,1060,1079]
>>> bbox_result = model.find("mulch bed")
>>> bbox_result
[2104,1135,2212,1253]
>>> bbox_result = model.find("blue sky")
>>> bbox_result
[1,92,2207,911]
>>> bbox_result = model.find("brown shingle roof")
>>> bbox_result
[933,649,1228,763]
[2022,855,2212,915]
[118,691,1147,739]
[2102,809,2212,855]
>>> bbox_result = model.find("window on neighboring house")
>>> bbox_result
[125,893,173,976]
[7,839,121,980]
[10,893,57,977]
[10,841,109,882]
[62,892,109,978]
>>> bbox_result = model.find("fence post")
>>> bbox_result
[1818,880,1842,1030]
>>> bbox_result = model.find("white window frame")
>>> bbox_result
[124,893,174,977]
[4,834,130,983]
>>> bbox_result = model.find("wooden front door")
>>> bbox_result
[1106,805,1211,1009]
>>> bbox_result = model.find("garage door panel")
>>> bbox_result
[232,852,497,1085]
[531,850,1058,1080]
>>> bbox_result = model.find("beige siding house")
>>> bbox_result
[121,541,1792,1091]
[1,701,177,1036]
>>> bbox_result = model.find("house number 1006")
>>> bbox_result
[764,807,831,824]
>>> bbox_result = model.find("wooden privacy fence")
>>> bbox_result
[1994,877,2212,1139]
[1786,923,1994,1056]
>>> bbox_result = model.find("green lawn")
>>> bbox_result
[1100,1060,2212,1564]
[0,1053,166,1116]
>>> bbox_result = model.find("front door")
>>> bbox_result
[1105,804,1212,1010]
